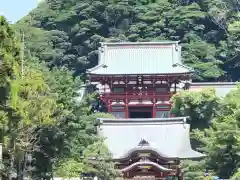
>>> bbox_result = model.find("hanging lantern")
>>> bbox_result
[137,75,143,86]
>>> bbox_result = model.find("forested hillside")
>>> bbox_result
[1,0,240,179]
[16,0,240,81]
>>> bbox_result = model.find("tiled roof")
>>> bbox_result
[87,42,193,75]
[190,82,237,97]
[97,117,205,160]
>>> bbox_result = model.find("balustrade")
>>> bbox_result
[101,92,173,101]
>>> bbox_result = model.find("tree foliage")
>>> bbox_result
[0,16,118,179]
[1,0,240,178]
[171,89,220,129]
[0,16,59,179]
[171,87,240,179]
[13,0,239,81]
[193,87,240,179]
[55,139,119,180]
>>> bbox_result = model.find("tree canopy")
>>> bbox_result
[1,0,240,179]
[171,88,240,179]
[14,0,240,81]
[0,16,117,179]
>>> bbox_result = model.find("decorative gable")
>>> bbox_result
[138,139,150,147]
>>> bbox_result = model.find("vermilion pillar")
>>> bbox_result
[125,104,129,118]
[152,103,156,118]
[152,97,156,118]
[107,100,111,113]
[125,98,129,118]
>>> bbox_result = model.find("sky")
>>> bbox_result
[0,0,41,23]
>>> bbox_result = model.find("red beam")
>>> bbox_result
[100,93,172,103]
[128,104,153,107]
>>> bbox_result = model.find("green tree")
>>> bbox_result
[16,0,239,81]
[6,0,240,178]
[0,16,59,179]
[231,168,240,179]
[193,86,240,178]
[171,89,220,129]
[54,113,118,179]
[55,140,119,180]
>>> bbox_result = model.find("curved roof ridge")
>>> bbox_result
[121,160,174,172]
[117,146,174,160]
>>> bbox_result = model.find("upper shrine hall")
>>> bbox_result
[87,41,194,118]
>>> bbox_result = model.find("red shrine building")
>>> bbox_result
[86,42,205,179]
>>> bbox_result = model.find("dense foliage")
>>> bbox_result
[1,0,240,179]
[0,16,117,179]
[171,88,240,179]
[16,0,240,81]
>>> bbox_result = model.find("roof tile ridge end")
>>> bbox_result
[87,64,105,72]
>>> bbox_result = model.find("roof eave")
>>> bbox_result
[173,63,195,73]
[87,63,194,76]
[86,64,106,73]
[116,146,177,160]
[178,153,207,160]
[100,41,180,46]
[191,82,238,86]
[88,72,193,76]
[97,117,189,124]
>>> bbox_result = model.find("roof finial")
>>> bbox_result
[138,139,150,146]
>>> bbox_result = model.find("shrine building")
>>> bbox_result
[86,41,205,179]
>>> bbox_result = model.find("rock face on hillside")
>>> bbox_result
[16,0,240,80]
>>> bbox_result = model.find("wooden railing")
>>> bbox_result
[100,92,173,101]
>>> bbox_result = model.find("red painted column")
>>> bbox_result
[152,95,156,118]
[107,100,111,113]
[152,103,156,118]
[125,98,129,118]
[125,104,129,118]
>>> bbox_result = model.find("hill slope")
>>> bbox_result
[16,0,240,81]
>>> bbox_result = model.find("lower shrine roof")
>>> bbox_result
[97,117,205,160]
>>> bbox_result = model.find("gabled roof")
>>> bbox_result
[87,41,194,75]
[97,117,205,160]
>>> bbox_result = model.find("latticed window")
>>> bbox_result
[112,87,125,93]
[156,87,167,93]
